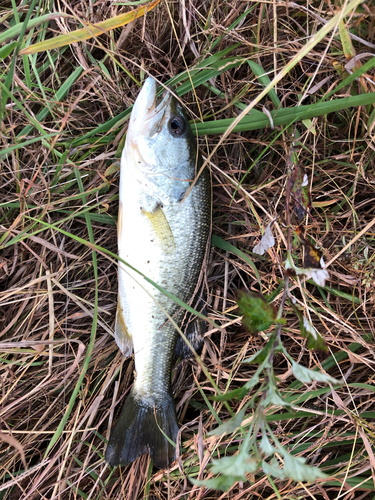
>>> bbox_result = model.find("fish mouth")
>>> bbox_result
[129,77,173,138]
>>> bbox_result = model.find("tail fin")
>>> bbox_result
[105,390,179,469]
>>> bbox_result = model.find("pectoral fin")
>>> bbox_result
[115,301,133,357]
[142,206,176,254]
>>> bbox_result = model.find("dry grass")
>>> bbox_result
[1,0,375,498]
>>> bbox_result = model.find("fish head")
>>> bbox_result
[124,77,198,204]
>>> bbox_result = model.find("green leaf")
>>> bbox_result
[300,316,327,351]
[367,106,375,135]
[281,450,327,482]
[0,132,60,158]
[190,475,238,492]
[213,349,276,402]
[259,432,275,457]
[326,56,375,100]
[176,56,246,97]
[291,361,341,385]
[208,405,248,436]
[264,449,327,482]
[262,457,285,479]
[263,381,291,408]
[20,0,161,55]
[339,20,355,60]
[1,0,39,116]
[44,169,99,456]
[211,385,252,402]
[70,45,240,148]
[236,290,277,334]
[211,451,259,478]
[242,332,277,364]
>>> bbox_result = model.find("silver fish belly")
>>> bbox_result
[105,77,211,469]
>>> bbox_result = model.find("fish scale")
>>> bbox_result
[105,77,211,469]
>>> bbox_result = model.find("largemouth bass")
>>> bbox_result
[105,77,211,469]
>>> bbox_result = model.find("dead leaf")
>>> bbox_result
[253,223,275,256]
[20,0,161,55]
[0,432,27,469]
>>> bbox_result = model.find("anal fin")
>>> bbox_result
[115,300,133,357]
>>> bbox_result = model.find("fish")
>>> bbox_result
[105,77,211,469]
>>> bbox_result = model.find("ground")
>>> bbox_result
[1,1,375,499]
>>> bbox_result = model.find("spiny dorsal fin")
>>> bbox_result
[142,206,176,254]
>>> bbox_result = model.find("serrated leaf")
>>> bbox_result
[211,385,250,402]
[259,432,275,456]
[263,382,291,408]
[192,438,261,491]
[292,360,340,385]
[236,290,276,334]
[300,317,327,351]
[243,332,277,364]
[282,451,327,482]
[208,405,248,436]
[211,451,259,477]
[262,457,285,479]
[212,363,262,401]
[190,475,238,492]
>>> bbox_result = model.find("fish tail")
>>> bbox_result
[105,389,179,469]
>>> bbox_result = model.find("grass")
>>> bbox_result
[1,0,375,498]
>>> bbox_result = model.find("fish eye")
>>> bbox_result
[168,116,186,136]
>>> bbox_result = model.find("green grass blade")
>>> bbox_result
[18,66,83,138]
[1,0,38,116]
[195,92,375,135]
[212,235,261,285]
[247,60,281,108]
[44,170,99,456]
[0,12,68,45]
